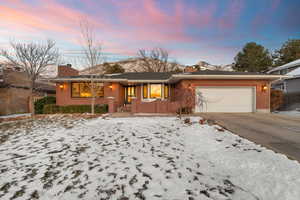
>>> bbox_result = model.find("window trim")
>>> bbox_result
[71,82,104,98]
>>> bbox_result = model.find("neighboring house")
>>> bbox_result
[51,65,283,113]
[0,67,55,115]
[268,59,300,110]
[268,59,300,75]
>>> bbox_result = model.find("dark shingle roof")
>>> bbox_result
[107,72,174,80]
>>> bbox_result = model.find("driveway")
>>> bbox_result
[200,113,300,162]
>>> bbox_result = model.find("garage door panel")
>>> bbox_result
[195,87,254,113]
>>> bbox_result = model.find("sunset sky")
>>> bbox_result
[0,0,299,65]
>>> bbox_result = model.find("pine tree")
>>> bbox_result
[233,42,272,72]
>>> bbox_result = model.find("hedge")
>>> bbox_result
[43,104,60,114]
[43,104,108,114]
[34,96,56,114]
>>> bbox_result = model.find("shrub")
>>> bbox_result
[177,107,193,115]
[43,104,108,114]
[34,96,56,114]
[43,104,60,114]
[271,89,284,111]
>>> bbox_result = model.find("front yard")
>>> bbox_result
[0,115,300,200]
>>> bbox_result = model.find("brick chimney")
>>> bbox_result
[57,64,79,77]
[184,66,197,73]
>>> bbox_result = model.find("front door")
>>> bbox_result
[124,86,136,104]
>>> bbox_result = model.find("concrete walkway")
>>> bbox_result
[200,113,300,162]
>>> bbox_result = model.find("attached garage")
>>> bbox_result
[195,87,255,113]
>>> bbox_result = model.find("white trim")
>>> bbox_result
[172,74,288,80]
[52,74,287,83]
[51,78,127,82]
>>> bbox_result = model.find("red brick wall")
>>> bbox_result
[179,79,271,110]
[55,79,271,113]
[57,65,79,77]
[56,82,123,107]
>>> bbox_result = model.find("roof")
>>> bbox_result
[268,59,300,73]
[107,72,174,80]
[185,70,263,75]
[287,67,300,77]
[51,70,286,83]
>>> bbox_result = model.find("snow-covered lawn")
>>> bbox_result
[0,116,300,200]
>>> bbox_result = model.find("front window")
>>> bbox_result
[143,83,169,100]
[150,84,162,98]
[71,82,104,98]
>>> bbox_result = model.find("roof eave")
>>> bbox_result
[172,74,289,80]
[50,78,128,82]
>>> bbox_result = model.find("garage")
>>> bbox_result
[195,87,255,113]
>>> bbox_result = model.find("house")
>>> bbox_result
[0,67,55,115]
[268,59,300,110]
[51,64,284,113]
[268,59,300,75]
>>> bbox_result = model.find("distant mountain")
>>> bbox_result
[191,61,234,71]
[79,58,234,75]
[80,58,185,74]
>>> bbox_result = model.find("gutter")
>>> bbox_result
[171,74,289,80]
[51,78,128,82]
[50,74,289,83]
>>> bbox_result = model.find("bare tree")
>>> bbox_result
[137,48,179,72]
[0,40,59,115]
[174,85,204,117]
[79,18,103,114]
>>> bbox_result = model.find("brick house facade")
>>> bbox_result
[52,65,284,114]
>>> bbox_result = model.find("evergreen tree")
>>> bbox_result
[273,39,300,66]
[233,42,272,72]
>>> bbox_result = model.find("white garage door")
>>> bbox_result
[195,87,255,113]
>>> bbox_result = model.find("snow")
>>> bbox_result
[276,110,300,117]
[0,113,31,119]
[0,116,300,200]
[287,67,300,76]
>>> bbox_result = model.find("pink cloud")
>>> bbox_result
[112,0,192,42]
[183,1,217,28]
[219,0,244,29]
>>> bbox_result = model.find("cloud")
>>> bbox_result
[219,0,244,29]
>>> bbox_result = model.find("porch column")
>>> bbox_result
[131,97,137,113]
[107,97,116,113]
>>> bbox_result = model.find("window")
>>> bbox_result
[142,84,169,99]
[164,84,169,98]
[143,84,148,98]
[71,82,104,98]
[150,84,162,98]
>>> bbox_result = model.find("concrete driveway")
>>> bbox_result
[200,113,300,162]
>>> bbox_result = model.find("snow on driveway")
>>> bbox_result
[0,116,300,200]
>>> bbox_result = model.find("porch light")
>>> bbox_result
[261,85,268,92]
[109,84,113,90]
[59,84,64,90]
